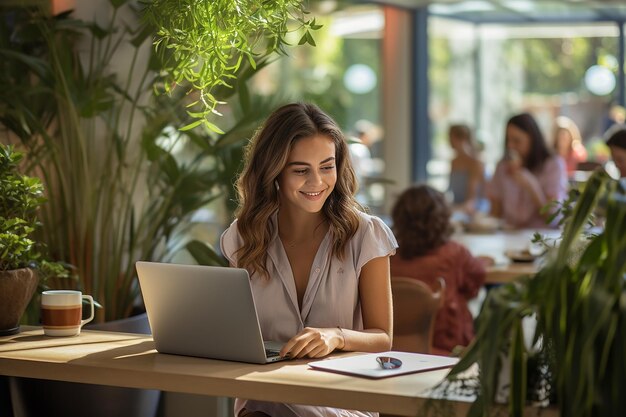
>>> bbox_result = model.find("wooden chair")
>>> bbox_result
[391,276,445,354]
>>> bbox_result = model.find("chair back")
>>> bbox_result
[391,276,445,354]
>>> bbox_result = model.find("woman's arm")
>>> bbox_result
[489,197,502,218]
[487,162,504,218]
[458,247,487,300]
[512,168,548,208]
[463,160,485,213]
[279,256,393,358]
[345,255,393,351]
[512,158,567,223]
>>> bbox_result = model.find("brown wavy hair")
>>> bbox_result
[235,102,362,278]
[391,185,453,259]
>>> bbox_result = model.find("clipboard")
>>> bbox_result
[308,351,459,379]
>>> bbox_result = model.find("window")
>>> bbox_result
[429,17,621,189]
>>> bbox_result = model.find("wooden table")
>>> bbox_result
[0,328,463,416]
[0,328,554,416]
[454,229,561,284]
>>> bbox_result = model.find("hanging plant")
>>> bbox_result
[143,0,321,132]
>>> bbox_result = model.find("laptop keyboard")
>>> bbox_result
[265,348,281,358]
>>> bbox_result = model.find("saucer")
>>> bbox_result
[465,217,501,233]
[504,249,536,263]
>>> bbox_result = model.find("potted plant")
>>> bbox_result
[0,144,66,335]
[435,169,625,417]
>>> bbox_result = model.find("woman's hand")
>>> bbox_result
[507,160,535,191]
[505,155,522,176]
[505,150,524,181]
[279,256,393,360]
[280,327,344,359]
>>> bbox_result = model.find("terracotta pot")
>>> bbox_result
[0,268,38,336]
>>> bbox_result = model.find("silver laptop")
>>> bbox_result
[136,261,285,364]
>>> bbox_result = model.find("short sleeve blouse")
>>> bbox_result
[220,210,398,417]
[220,210,398,341]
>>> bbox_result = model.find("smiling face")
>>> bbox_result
[277,134,337,215]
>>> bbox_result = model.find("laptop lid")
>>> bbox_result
[136,261,283,364]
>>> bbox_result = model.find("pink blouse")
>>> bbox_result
[487,155,567,228]
[390,240,486,353]
[221,211,397,417]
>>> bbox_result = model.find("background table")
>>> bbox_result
[454,229,560,284]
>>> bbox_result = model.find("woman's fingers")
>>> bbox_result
[307,344,329,358]
[294,341,320,358]
[280,329,314,357]
[281,327,334,358]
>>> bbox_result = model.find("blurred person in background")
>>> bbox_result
[348,120,385,207]
[603,103,626,133]
[390,184,492,355]
[447,124,487,215]
[553,116,587,177]
[487,113,568,229]
[605,125,626,180]
[354,119,384,158]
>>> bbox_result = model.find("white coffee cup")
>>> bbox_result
[41,290,95,337]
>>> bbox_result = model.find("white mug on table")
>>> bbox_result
[41,290,95,337]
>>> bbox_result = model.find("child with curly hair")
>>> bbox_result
[390,184,490,354]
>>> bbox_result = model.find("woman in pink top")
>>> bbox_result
[488,113,568,229]
[220,103,398,417]
[390,185,487,354]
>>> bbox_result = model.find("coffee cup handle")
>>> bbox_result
[81,295,95,327]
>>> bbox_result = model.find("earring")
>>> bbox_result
[274,180,279,190]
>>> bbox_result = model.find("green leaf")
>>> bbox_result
[0,49,51,81]
[109,0,126,9]
[238,80,251,113]
[130,23,153,47]
[306,30,316,47]
[203,120,225,134]
[185,240,227,267]
[89,22,110,39]
[179,119,203,131]
[509,322,526,417]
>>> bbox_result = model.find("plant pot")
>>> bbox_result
[0,268,38,336]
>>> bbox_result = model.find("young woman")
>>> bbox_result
[487,113,568,229]
[220,102,398,417]
[390,185,488,354]
[447,124,486,214]
[552,115,587,177]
